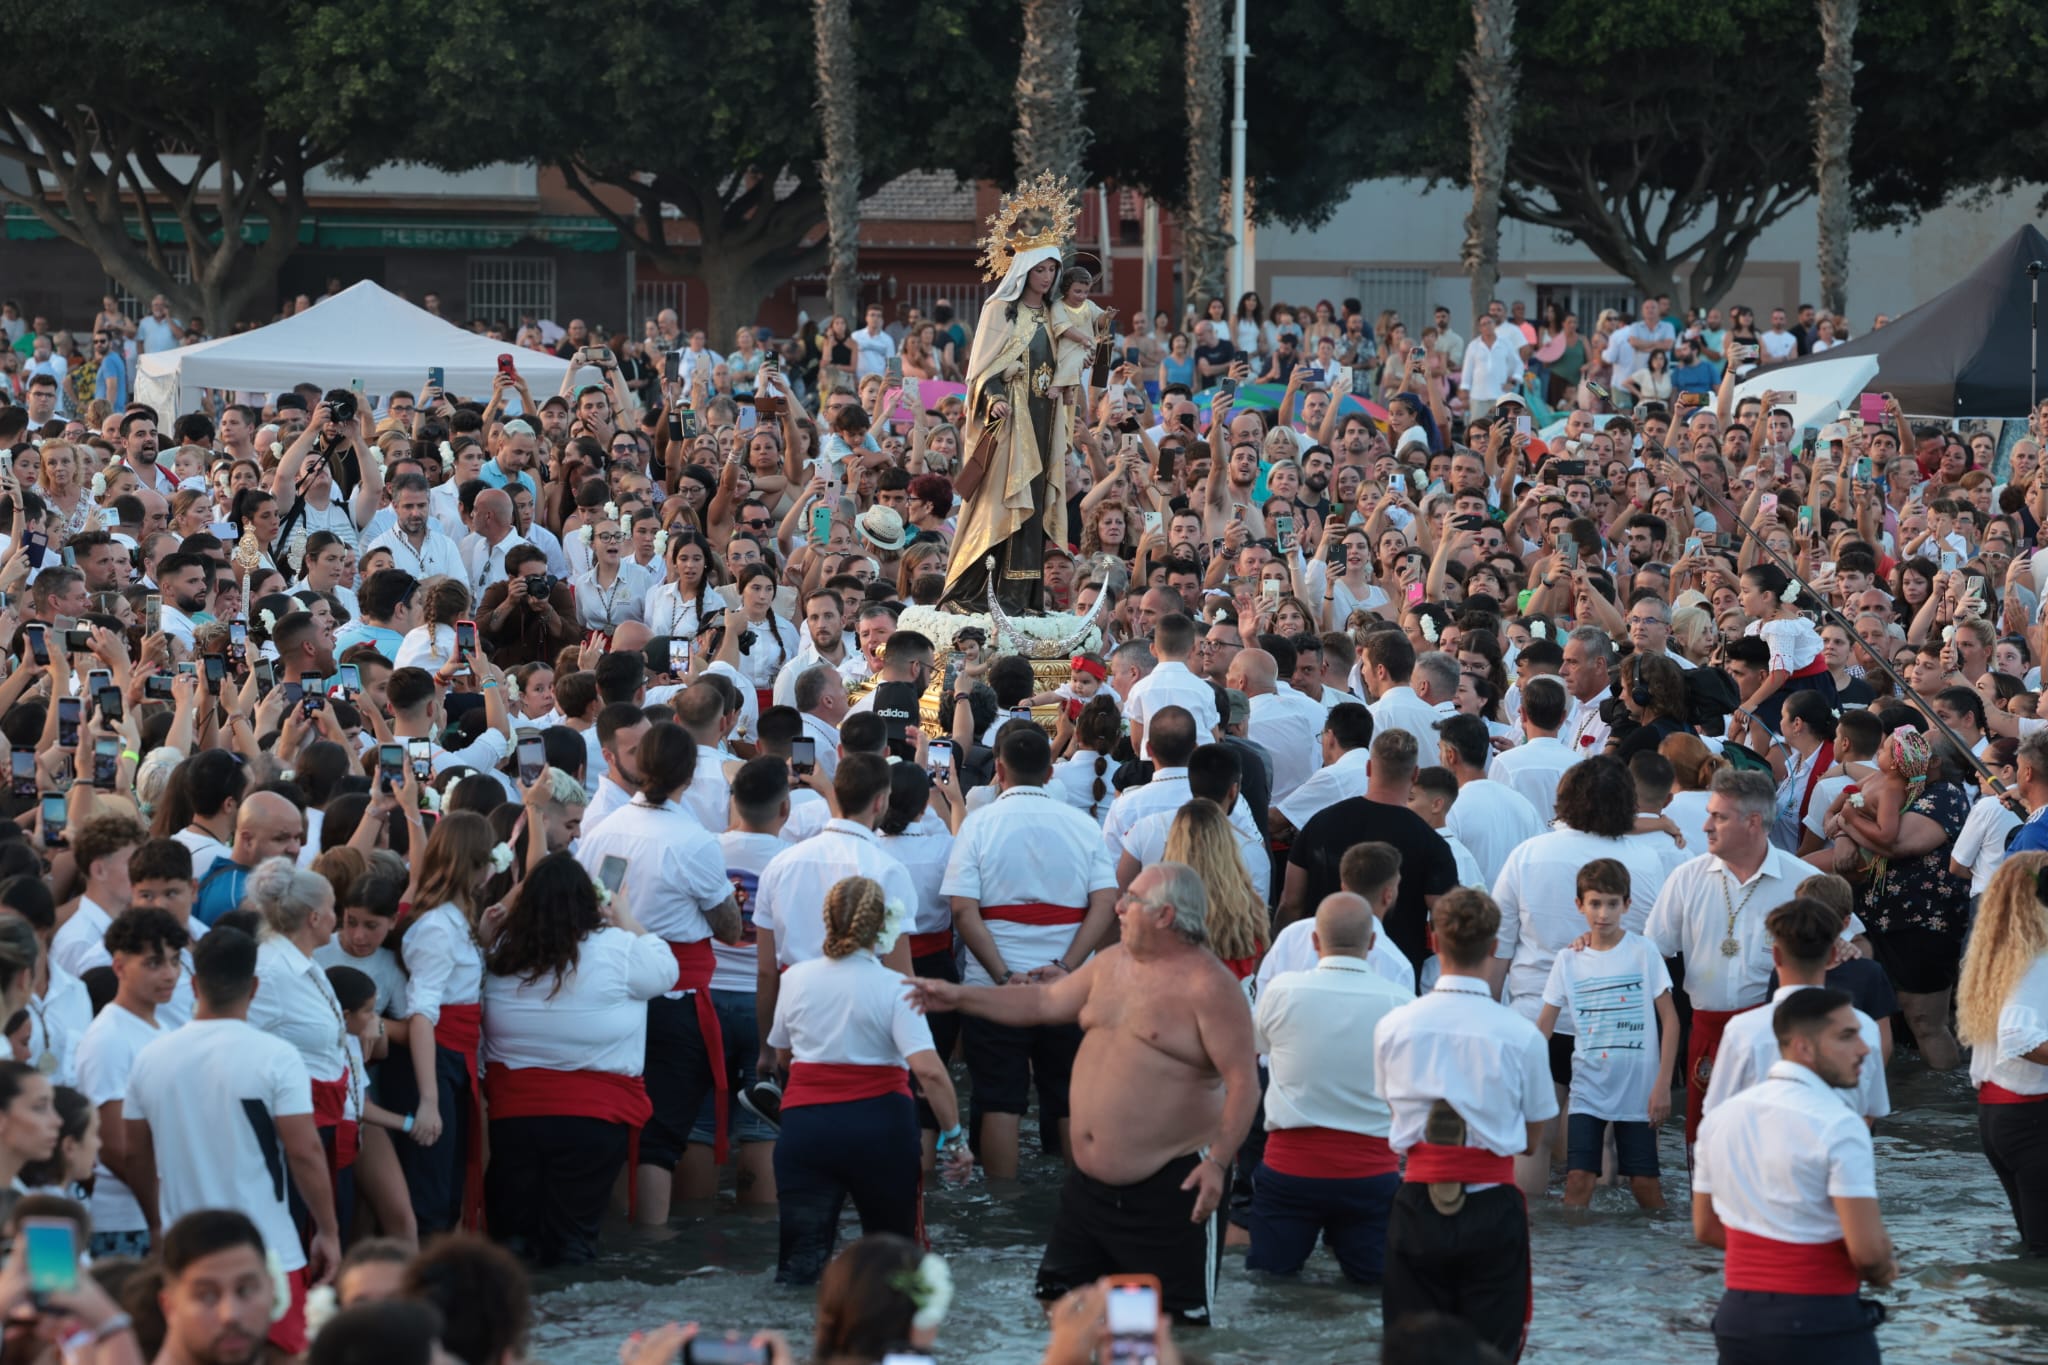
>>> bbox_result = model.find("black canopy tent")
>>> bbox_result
[1770,224,2048,418]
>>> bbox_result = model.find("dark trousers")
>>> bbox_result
[381,1043,472,1236]
[288,1125,355,1249]
[773,1093,922,1286]
[486,1115,630,1266]
[1980,1098,2048,1254]
[911,948,961,1131]
[1383,1184,1530,1362]
[1247,1165,1398,1284]
[641,994,722,1171]
[1712,1289,1884,1364]
[1037,1153,1220,1328]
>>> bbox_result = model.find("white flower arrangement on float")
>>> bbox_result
[898,600,1104,661]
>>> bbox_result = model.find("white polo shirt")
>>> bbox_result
[1561,695,1612,759]
[769,950,935,1065]
[1255,916,1414,1003]
[1443,779,1544,888]
[1367,685,1446,759]
[1373,976,1558,1164]
[576,797,732,994]
[1247,687,1325,803]
[943,787,1118,986]
[1694,1060,1877,1247]
[1256,958,1411,1138]
[1485,735,1576,825]
[483,926,676,1076]
[756,819,918,969]
[1968,951,2048,1097]
[581,773,636,837]
[1123,659,1220,738]
[365,524,465,583]
[125,1018,315,1273]
[1645,847,1829,1012]
[1704,984,1890,1120]
[1275,747,1370,831]
[247,936,350,1085]
[1101,768,1261,861]
[682,745,735,834]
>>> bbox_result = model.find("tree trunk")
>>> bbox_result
[1460,0,1519,327]
[814,0,861,322]
[1014,0,1087,187]
[1182,0,1227,313]
[1814,0,1859,321]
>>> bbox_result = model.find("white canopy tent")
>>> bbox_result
[134,281,588,420]
[1731,354,1879,434]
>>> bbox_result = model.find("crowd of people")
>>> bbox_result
[0,252,2039,1365]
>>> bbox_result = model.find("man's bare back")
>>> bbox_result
[1069,941,1243,1185]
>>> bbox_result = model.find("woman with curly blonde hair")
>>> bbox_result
[1957,851,2048,1252]
[1162,799,1265,978]
[769,875,969,1285]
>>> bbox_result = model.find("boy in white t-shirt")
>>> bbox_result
[1535,859,1678,1210]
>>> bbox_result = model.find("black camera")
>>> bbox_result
[736,628,756,656]
[524,574,554,599]
[322,389,359,425]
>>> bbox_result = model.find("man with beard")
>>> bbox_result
[152,1210,285,1364]
[365,473,464,581]
[116,409,177,496]
[1298,445,1335,519]
[773,588,854,705]
[153,552,212,656]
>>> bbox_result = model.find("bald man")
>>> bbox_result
[1136,587,1185,638]
[193,791,306,926]
[1232,647,1324,803]
[461,486,530,603]
[1248,892,1413,1284]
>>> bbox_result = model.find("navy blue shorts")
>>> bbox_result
[1713,1289,1883,1365]
[688,989,777,1148]
[1246,1164,1398,1284]
[1566,1113,1659,1178]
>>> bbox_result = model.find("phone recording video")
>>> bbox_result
[517,732,545,785]
[9,751,34,801]
[789,737,817,776]
[92,737,119,791]
[56,697,80,749]
[378,743,405,793]
[598,855,628,896]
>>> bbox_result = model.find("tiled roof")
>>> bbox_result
[859,172,976,221]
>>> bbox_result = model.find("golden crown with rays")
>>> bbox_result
[978,170,1081,282]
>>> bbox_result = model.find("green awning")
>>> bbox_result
[2,205,619,252]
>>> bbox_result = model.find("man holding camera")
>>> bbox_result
[477,543,577,667]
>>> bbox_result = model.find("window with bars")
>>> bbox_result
[901,284,978,331]
[466,257,556,328]
[1351,268,1431,332]
[634,281,687,335]
[109,252,191,317]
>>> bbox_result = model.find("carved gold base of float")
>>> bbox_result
[889,605,1103,734]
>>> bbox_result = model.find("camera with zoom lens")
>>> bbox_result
[524,574,555,600]
[322,389,359,425]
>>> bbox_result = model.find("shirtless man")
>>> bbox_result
[909,861,1259,1327]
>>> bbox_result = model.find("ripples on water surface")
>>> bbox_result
[529,1061,2048,1363]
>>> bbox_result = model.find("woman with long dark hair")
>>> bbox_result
[481,851,675,1265]
[770,876,969,1285]
[812,1233,950,1363]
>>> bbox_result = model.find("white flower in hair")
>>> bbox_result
[906,1253,953,1331]
[580,523,595,546]
[489,842,514,874]
[89,471,106,498]
[652,528,668,560]
[304,1284,339,1340]
[259,608,278,633]
[439,440,455,463]
[603,501,619,521]
[875,897,911,956]
[1530,619,1547,640]
[1941,624,1956,644]
[1420,615,1439,644]
[1779,578,1801,604]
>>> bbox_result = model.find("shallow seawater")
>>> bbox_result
[528,1059,2048,1363]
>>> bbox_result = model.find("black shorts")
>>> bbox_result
[1036,1152,1221,1327]
[960,1015,1082,1118]
[1547,1030,1575,1088]
[1865,925,1963,996]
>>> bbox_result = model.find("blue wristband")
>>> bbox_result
[937,1125,964,1148]
[402,1113,415,1134]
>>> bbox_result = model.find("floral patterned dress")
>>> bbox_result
[1865,780,1970,938]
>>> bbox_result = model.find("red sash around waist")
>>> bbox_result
[1265,1126,1398,1179]
[907,930,955,960]
[308,1074,358,1172]
[1686,1004,1762,1142]
[984,902,1085,926]
[783,1061,913,1109]
[485,1066,654,1127]
[1791,657,1830,679]
[1221,953,1260,982]
[1723,1228,1861,1295]
[1401,1142,1514,1186]
[1979,1081,2048,1105]
[670,939,731,1164]
[430,1003,484,1229]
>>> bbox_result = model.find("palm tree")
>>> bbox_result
[1183,0,1227,311]
[1014,0,1086,186]
[1460,0,1519,325]
[814,0,860,321]
[1814,0,1859,320]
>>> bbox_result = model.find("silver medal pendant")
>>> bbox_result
[1719,937,1741,958]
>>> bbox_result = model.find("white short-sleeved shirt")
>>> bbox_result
[172,827,231,883]
[682,745,736,834]
[366,525,465,584]
[576,797,733,994]
[1254,917,1413,1006]
[25,968,91,1088]
[1443,780,1545,888]
[1256,959,1411,1138]
[1048,752,1122,823]
[483,927,677,1076]
[1705,984,1889,1120]
[1121,806,1270,903]
[1749,616,1824,675]
[50,895,115,979]
[756,820,919,970]
[247,936,350,1084]
[1969,951,2048,1097]
[879,824,956,938]
[1485,735,1576,825]
[943,787,1118,986]
[769,950,934,1064]
[125,1019,315,1273]
[1374,977,1558,1174]
[1123,660,1221,738]
[1492,829,1678,1030]
[1954,795,2022,898]
[1247,688,1326,803]
[399,902,484,1025]
[75,1002,164,1232]
[1101,768,1262,862]
[1695,1060,1877,1247]
[1275,747,1371,831]
[1540,933,1672,1121]
[1368,686,1448,760]
[312,942,408,1018]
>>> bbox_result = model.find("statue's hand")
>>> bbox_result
[989,400,1012,421]
[1002,361,1025,384]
